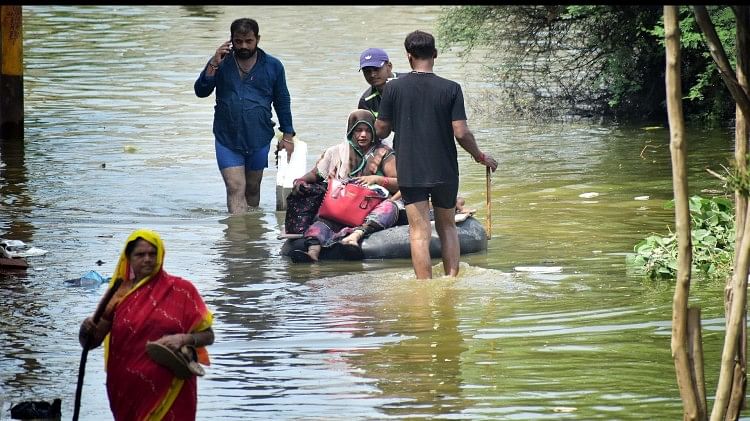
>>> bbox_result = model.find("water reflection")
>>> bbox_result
[0,139,33,243]
[212,212,281,335]
[352,279,469,417]
[179,5,222,19]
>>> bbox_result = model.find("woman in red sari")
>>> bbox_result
[79,229,214,421]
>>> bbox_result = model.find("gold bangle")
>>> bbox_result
[208,62,219,71]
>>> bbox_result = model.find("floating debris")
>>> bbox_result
[10,398,61,420]
[65,270,110,287]
[514,266,563,273]
[0,257,28,270]
[1,239,48,258]
[578,192,599,199]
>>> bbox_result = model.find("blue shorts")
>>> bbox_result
[215,140,270,171]
[400,183,458,209]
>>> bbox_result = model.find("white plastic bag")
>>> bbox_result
[276,139,308,188]
[276,139,308,211]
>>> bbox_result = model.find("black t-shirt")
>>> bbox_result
[357,72,401,117]
[358,86,382,117]
[377,72,467,187]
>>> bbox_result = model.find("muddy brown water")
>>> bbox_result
[0,5,741,420]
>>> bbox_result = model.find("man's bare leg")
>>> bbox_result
[434,206,460,277]
[405,201,433,279]
[245,169,264,208]
[220,166,248,214]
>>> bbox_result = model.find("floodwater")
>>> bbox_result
[0,5,743,420]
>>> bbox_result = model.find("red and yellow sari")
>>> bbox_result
[103,229,213,421]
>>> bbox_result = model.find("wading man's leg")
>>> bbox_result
[220,166,248,214]
[433,206,460,277]
[405,200,433,279]
[245,169,263,208]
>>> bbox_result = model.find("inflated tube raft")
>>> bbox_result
[281,215,487,261]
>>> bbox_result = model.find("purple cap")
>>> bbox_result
[359,48,389,70]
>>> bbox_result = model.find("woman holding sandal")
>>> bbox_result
[78,228,214,420]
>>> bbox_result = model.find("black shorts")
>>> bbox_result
[400,183,458,209]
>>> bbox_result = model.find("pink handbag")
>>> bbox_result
[318,178,385,226]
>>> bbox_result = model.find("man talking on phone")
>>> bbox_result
[195,17,296,214]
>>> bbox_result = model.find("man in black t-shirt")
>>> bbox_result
[376,30,498,279]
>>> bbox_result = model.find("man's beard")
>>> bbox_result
[235,48,256,59]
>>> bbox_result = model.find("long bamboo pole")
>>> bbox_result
[73,278,123,421]
[485,167,491,240]
[665,6,702,420]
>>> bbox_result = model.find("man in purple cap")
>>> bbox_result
[357,47,398,118]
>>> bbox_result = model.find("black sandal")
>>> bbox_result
[146,342,204,378]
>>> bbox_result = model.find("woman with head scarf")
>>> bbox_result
[289,109,400,262]
[78,229,214,420]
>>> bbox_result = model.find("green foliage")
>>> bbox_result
[651,6,736,125]
[438,5,738,124]
[627,196,735,281]
[722,155,750,198]
[436,5,496,53]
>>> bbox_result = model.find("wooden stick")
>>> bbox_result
[73,278,123,421]
[486,166,492,240]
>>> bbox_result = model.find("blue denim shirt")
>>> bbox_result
[194,48,294,155]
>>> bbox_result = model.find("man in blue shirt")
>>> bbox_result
[195,18,296,214]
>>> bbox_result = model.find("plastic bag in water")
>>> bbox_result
[65,270,109,287]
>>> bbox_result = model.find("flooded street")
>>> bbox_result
[0,5,742,420]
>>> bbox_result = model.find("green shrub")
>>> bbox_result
[627,196,735,281]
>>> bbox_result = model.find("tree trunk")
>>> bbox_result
[712,203,750,421]
[726,8,750,420]
[666,6,703,420]
[692,6,750,420]
[688,307,708,419]
[693,6,750,119]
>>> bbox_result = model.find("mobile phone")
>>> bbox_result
[221,39,232,59]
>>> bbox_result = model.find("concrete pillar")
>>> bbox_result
[1,6,23,140]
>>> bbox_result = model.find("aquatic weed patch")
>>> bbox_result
[627,195,734,281]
